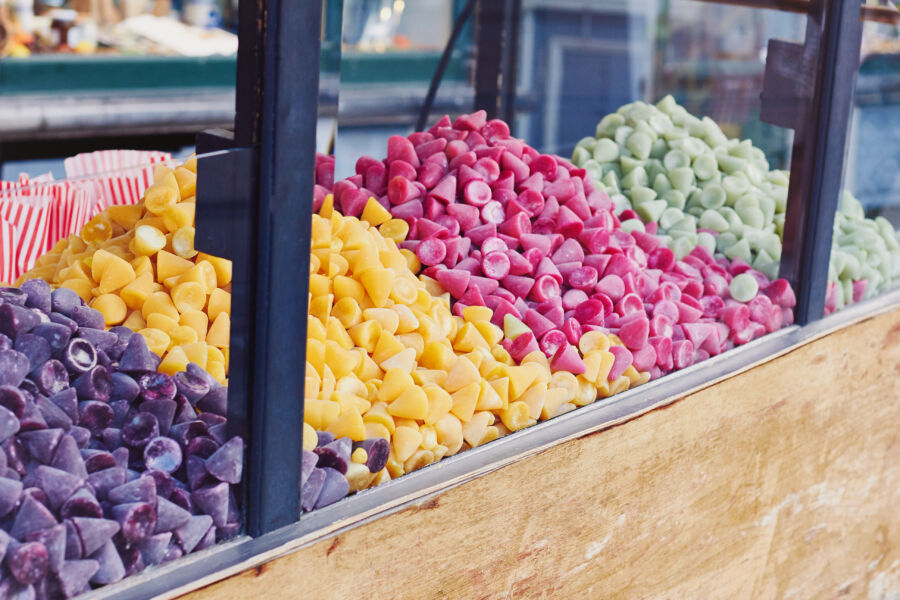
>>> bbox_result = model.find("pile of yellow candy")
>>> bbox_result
[303,200,634,482]
[18,159,232,384]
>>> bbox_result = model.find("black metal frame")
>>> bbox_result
[196,0,322,537]
[764,0,865,323]
[76,0,879,595]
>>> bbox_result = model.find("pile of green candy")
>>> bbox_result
[573,96,900,310]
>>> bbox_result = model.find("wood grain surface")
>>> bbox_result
[186,309,900,600]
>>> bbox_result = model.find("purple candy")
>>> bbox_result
[0,350,30,387]
[60,488,102,520]
[121,412,159,448]
[172,371,209,405]
[117,336,159,375]
[89,539,124,585]
[73,366,111,402]
[14,335,50,372]
[110,502,156,544]
[190,482,229,528]
[69,306,104,331]
[31,360,68,397]
[61,339,96,376]
[8,541,49,585]
[143,437,183,474]
[49,436,86,479]
[50,289,82,317]
[29,323,71,354]
[19,281,51,315]
[313,467,349,510]
[204,437,243,484]
[0,303,41,340]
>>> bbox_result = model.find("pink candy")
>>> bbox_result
[327,112,797,384]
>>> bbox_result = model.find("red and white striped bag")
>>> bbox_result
[65,149,172,210]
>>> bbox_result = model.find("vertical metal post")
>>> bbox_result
[473,0,505,118]
[246,0,322,536]
[778,0,864,323]
[199,0,322,537]
[499,0,522,129]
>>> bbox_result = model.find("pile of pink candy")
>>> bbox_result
[324,112,797,381]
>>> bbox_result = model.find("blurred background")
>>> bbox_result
[1,0,898,220]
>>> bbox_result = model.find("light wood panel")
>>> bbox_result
[186,308,900,600]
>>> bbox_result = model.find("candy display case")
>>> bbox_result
[3,0,900,598]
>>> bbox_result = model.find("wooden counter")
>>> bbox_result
[186,307,900,600]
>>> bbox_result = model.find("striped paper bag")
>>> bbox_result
[64,149,173,210]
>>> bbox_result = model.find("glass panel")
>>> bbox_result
[300,0,814,516]
[832,8,900,312]
[332,0,472,178]
[0,150,243,592]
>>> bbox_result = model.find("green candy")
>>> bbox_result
[592,138,620,163]
[656,94,678,114]
[672,236,696,260]
[572,146,592,166]
[595,113,625,138]
[717,232,738,254]
[621,166,649,190]
[659,207,685,230]
[668,167,695,193]
[729,273,759,302]
[620,219,646,234]
[636,200,669,223]
[737,206,765,230]
[663,189,687,211]
[620,155,645,174]
[602,170,620,193]
[650,138,669,160]
[630,186,658,207]
[699,209,729,233]
[653,173,672,195]
[692,154,718,180]
[697,231,717,255]
[724,238,752,264]
[663,149,691,171]
[722,175,749,205]
[625,131,653,160]
[716,154,747,175]
[700,184,726,210]
[611,194,632,213]
[670,215,697,236]
[614,126,634,147]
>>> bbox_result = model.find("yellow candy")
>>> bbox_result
[107,204,144,231]
[388,386,429,420]
[392,426,422,462]
[171,282,206,313]
[379,219,409,243]
[206,313,231,348]
[195,253,232,286]
[359,267,394,307]
[303,423,318,451]
[142,292,180,321]
[133,225,167,256]
[158,346,189,376]
[155,251,193,283]
[179,310,209,340]
[92,294,127,326]
[361,198,392,226]
[137,328,170,357]
[172,226,198,259]
[173,166,197,198]
[163,202,196,232]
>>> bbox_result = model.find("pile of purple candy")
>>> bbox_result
[0,280,242,598]
[301,433,389,513]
